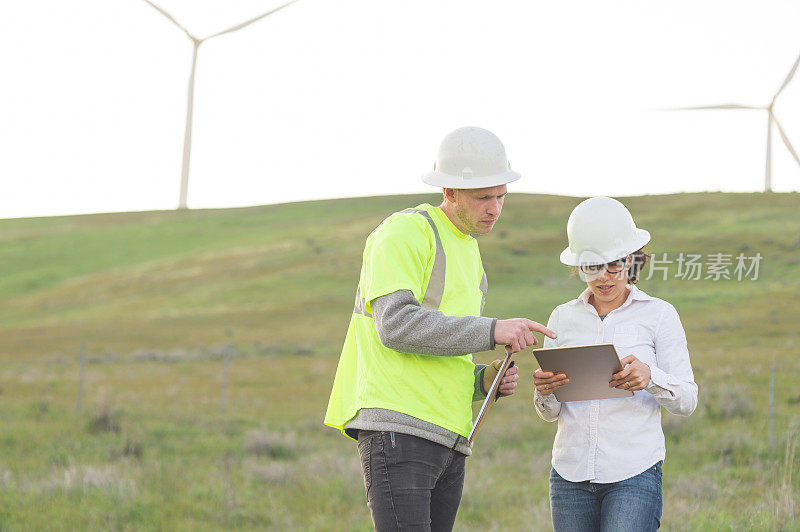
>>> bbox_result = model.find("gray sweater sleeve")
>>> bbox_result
[371,290,497,356]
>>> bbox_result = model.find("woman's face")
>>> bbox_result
[582,256,632,308]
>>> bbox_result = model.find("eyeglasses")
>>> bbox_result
[580,256,631,275]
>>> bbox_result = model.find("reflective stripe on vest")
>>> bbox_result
[353,208,444,314]
[401,208,446,310]
[353,287,371,317]
[353,208,488,317]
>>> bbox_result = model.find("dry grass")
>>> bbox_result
[771,426,799,527]
[28,463,138,498]
[88,395,120,434]
[1,193,799,529]
[244,429,298,459]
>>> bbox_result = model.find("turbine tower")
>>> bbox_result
[143,0,300,209]
[670,51,800,192]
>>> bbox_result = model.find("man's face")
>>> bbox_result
[449,185,507,235]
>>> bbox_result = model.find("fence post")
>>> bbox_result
[769,364,775,453]
[77,343,86,413]
[220,345,230,416]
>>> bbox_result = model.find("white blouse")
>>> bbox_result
[533,284,698,483]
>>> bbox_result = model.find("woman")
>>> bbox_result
[533,196,698,532]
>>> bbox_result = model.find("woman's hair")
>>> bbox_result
[568,245,651,284]
[627,246,650,284]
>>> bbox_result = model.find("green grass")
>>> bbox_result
[0,192,798,530]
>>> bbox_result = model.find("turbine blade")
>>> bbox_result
[773,50,800,101]
[142,0,194,39]
[663,104,761,111]
[773,116,800,168]
[205,0,301,40]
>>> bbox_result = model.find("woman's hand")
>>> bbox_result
[534,369,569,395]
[609,355,651,391]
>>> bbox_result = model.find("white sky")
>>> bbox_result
[2,0,800,219]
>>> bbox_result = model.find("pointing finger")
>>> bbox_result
[524,320,557,339]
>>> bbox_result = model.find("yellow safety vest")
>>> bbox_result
[324,203,488,439]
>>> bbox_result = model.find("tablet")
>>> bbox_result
[533,343,634,402]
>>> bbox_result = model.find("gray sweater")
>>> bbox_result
[344,290,498,455]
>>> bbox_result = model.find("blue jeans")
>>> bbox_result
[357,430,465,531]
[549,462,663,532]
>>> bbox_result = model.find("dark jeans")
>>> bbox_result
[549,462,663,532]
[357,430,465,531]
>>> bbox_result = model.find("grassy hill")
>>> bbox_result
[0,192,798,529]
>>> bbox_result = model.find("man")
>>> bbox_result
[324,126,556,531]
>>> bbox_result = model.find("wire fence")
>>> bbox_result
[68,343,799,457]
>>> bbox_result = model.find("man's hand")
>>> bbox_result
[533,369,569,395]
[609,355,651,391]
[483,359,519,397]
[494,318,557,353]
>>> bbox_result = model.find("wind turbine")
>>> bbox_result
[143,0,300,209]
[669,51,800,192]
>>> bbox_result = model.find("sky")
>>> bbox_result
[2,0,800,219]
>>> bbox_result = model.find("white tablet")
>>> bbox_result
[533,343,634,402]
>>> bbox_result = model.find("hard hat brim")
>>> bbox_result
[422,170,521,189]
[559,229,651,266]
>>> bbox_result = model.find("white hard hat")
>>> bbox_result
[422,127,521,189]
[560,196,651,266]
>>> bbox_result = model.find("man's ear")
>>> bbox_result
[443,188,456,203]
